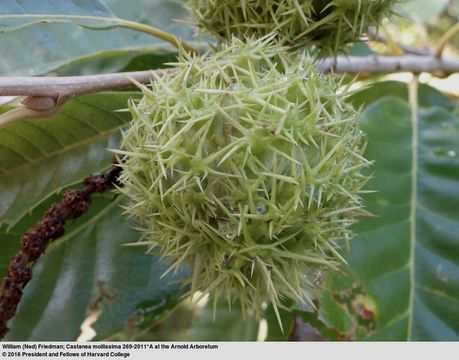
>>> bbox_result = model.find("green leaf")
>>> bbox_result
[346,84,459,340]
[5,196,188,341]
[55,51,178,77]
[318,291,352,335]
[0,0,196,76]
[0,0,116,32]
[189,300,259,341]
[264,305,295,341]
[0,232,19,278]
[104,0,193,40]
[351,81,455,111]
[0,91,139,227]
[0,0,198,54]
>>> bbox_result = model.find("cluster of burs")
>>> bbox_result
[117,0,397,322]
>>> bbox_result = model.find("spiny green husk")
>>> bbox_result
[186,0,399,53]
[117,36,370,321]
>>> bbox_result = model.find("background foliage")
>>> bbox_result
[0,0,458,341]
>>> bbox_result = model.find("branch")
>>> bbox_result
[0,69,174,98]
[1,54,458,127]
[315,55,459,74]
[0,55,457,99]
[0,158,123,340]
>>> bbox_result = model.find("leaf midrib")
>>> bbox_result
[407,77,419,340]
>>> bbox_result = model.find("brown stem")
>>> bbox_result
[0,158,123,340]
